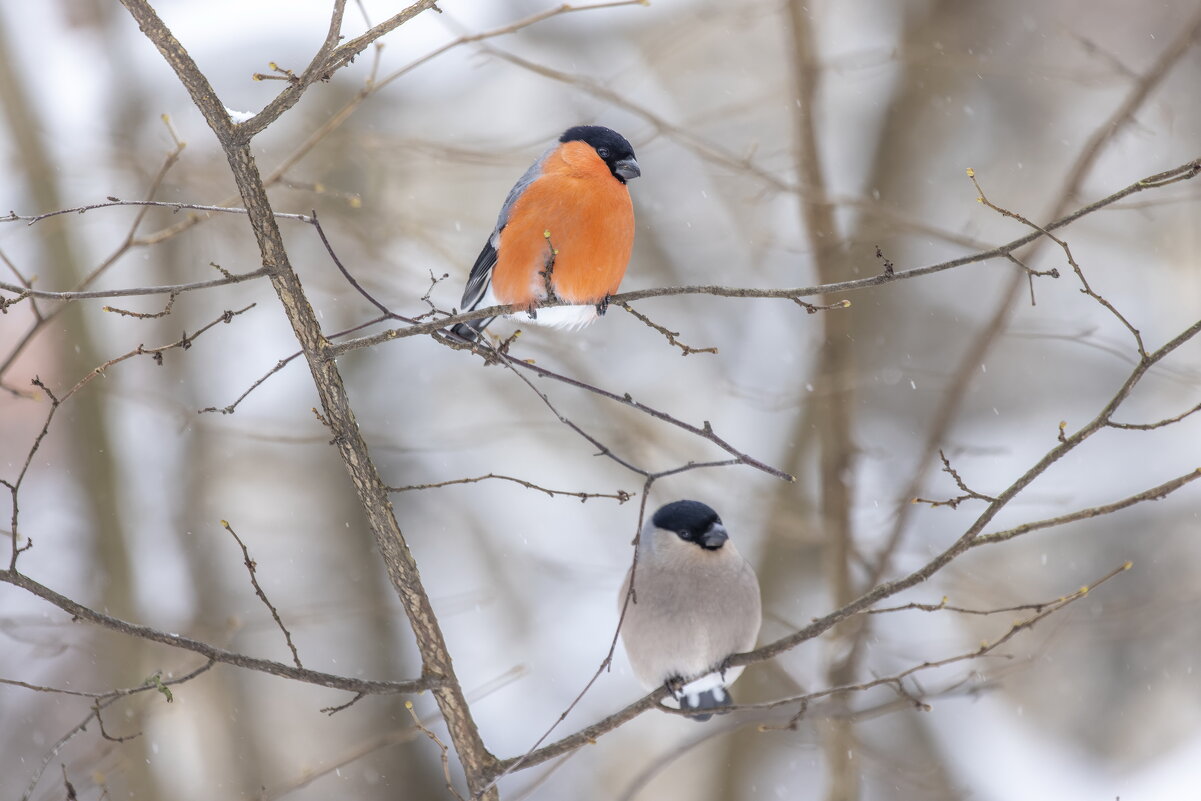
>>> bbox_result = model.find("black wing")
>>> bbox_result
[460,236,497,313]
[452,146,551,339]
[451,237,499,339]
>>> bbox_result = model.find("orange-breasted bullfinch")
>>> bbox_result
[619,500,762,721]
[450,125,640,340]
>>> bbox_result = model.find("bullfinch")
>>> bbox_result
[619,500,762,721]
[450,125,640,339]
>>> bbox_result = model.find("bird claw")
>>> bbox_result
[596,295,611,316]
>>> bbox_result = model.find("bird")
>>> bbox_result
[450,125,640,340]
[618,500,762,721]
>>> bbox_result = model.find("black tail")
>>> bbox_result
[449,317,492,341]
[679,687,731,722]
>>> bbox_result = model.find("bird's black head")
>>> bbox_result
[653,500,728,551]
[560,125,641,183]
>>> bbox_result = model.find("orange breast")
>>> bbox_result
[491,141,635,307]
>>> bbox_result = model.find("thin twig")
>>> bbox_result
[237,0,440,139]
[388,473,633,503]
[4,306,254,569]
[749,562,1130,723]
[103,290,179,319]
[1108,400,1201,430]
[195,314,398,415]
[18,661,216,801]
[912,449,998,509]
[0,267,269,303]
[968,168,1147,358]
[0,200,311,228]
[616,301,718,355]
[0,659,215,699]
[220,520,303,668]
[973,468,1201,546]
[499,353,795,481]
[405,700,467,801]
[0,130,188,379]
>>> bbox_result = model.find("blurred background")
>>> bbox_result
[2,1,1200,799]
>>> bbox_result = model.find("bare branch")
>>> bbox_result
[729,313,1201,670]
[0,266,269,303]
[197,351,304,414]
[496,349,795,481]
[490,690,668,777]
[238,1,440,139]
[912,449,998,509]
[481,45,792,191]
[973,468,1201,546]
[845,18,1201,692]
[102,290,179,319]
[220,520,303,668]
[388,473,633,504]
[0,569,437,695]
[617,301,718,356]
[750,562,1131,721]
[0,659,215,700]
[6,305,254,568]
[968,168,1147,357]
[499,560,1128,778]
[195,312,402,415]
[17,661,216,801]
[405,700,467,801]
[0,199,312,228]
[1108,400,1201,430]
[0,131,188,379]
[325,157,1201,358]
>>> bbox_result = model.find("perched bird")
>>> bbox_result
[619,500,762,721]
[450,125,640,340]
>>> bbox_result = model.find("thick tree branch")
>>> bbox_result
[117,1,499,795]
[0,569,436,696]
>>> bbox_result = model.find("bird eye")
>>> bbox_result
[596,147,610,159]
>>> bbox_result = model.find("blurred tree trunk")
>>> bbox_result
[816,0,1004,797]
[725,2,972,799]
[783,4,859,800]
[0,7,155,798]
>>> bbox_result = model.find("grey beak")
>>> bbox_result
[699,524,728,550]
[614,157,641,181]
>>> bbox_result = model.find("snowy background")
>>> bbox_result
[2,1,1200,799]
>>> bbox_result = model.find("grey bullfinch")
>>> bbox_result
[619,500,762,721]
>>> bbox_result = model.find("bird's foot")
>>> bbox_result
[596,295,611,316]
